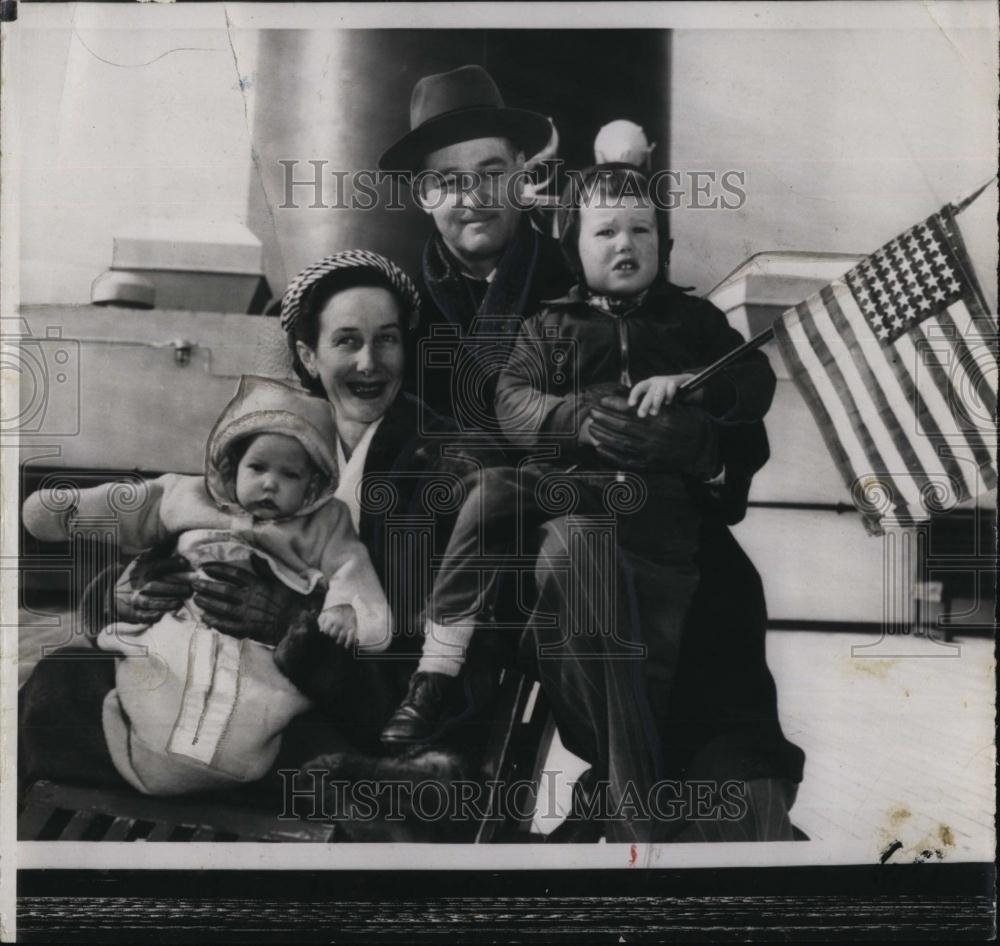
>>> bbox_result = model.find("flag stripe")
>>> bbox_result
[946,292,998,352]
[938,309,997,426]
[945,296,1000,489]
[772,313,866,495]
[939,302,998,420]
[892,327,980,502]
[940,203,997,330]
[808,290,928,510]
[836,282,978,502]
[909,305,994,442]
[909,316,997,494]
[962,282,999,334]
[824,285,943,494]
[796,301,893,486]
[827,284,969,503]
[778,304,903,517]
[796,298,925,511]
[908,327,994,499]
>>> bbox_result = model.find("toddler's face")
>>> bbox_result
[577,196,658,297]
[234,433,314,520]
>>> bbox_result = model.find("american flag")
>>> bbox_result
[772,199,997,532]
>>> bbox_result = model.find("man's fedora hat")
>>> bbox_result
[378,65,551,173]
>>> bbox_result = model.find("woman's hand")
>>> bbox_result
[193,555,320,646]
[627,373,700,418]
[578,381,628,446]
[111,550,194,624]
[589,393,719,477]
[318,603,358,650]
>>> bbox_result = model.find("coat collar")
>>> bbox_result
[364,393,421,478]
[539,277,681,311]
[363,393,455,481]
[422,215,541,325]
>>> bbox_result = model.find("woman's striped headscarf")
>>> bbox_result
[279,249,421,333]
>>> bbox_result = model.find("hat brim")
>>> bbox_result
[378,107,552,174]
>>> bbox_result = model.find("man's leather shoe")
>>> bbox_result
[302,746,471,841]
[380,671,462,748]
[545,768,605,843]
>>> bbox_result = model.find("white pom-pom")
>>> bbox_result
[594,120,655,167]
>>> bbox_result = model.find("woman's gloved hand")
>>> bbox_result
[110,549,194,625]
[588,393,720,478]
[577,382,628,447]
[273,608,350,706]
[192,554,321,646]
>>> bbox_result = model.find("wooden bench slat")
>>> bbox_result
[145,823,176,842]
[21,781,341,842]
[101,817,136,841]
[17,803,58,841]
[58,811,96,841]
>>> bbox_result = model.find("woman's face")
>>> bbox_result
[296,285,405,427]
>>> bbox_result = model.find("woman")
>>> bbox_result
[18,250,497,807]
[272,250,506,758]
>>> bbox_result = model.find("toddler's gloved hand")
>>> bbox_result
[318,603,358,650]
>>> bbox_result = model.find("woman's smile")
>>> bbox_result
[347,379,389,400]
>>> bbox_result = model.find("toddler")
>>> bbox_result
[382,163,775,748]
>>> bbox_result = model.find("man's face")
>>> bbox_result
[419,137,524,274]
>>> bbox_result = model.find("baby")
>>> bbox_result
[23,375,390,795]
[382,163,775,748]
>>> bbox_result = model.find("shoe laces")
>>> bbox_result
[408,671,451,705]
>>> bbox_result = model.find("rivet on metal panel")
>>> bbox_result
[171,340,194,366]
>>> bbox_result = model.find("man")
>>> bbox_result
[372,65,576,744]
[377,65,573,424]
[373,67,804,843]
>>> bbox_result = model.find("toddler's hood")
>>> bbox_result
[205,376,339,517]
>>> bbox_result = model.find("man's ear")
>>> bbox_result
[296,340,318,378]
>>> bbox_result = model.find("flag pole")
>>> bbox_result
[677,325,775,401]
[678,176,995,403]
[950,176,995,215]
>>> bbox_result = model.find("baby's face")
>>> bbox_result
[577,196,659,297]
[234,433,314,520]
